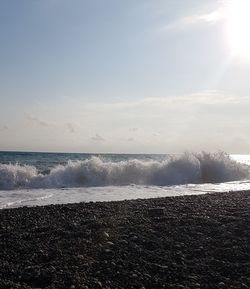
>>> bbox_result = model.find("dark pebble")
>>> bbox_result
[0,191,250,288]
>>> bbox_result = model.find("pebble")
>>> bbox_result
[1,190,249,289]
[148,207,165,217]
[103,231,109,238]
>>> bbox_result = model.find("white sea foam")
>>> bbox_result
[0,152,249,190]
[0,163,38,190]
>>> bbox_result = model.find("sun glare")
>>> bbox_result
[226,0,250,59]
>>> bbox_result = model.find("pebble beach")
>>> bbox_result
[0,191,250,289]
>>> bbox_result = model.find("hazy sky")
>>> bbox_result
[1,0,250,153]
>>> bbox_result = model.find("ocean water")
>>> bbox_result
[0,151,250,209]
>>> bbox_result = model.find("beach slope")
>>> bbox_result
[0,191,249,289]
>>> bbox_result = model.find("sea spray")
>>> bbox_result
[197,151,249,183]
[0,163,37,190]
[0,152,249,190]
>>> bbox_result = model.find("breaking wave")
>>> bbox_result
[0,152,249,190]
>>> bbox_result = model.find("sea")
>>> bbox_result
[1,151,250,209]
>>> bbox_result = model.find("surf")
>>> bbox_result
[0,152,249,190]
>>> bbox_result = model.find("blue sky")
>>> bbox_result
[1,0,250,153]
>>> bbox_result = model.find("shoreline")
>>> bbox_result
[1,191,250,288]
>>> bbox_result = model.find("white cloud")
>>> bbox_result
[119,137,135,142]
[65,123,76,133]
[91,134,105,142]
[163,8,225,31]
[127,138,134,142]
[5,90,250,153]
[0,125,8,131]
[26,115,51,127]
[73,90,250,153]
[130,127,139,132]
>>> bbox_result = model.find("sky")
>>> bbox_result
[1,0,250,153]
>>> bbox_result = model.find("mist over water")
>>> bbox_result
[0,152,249,190]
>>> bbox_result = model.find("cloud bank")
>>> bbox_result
[2,91,250,153]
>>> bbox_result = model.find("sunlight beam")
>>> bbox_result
[226,0,250,59]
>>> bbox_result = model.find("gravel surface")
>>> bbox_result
[0,191,250,289]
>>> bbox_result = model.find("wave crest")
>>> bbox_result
[0,152,249,190]
[0,164,38,190]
